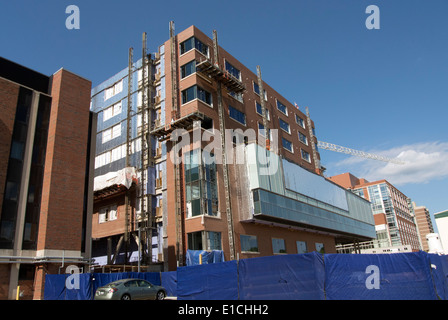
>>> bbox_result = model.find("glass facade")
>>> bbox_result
[184,149,218,217]
[181,85,212,106]
[0,88,33,249]
[0,89,51,250]
[180,37,209,56]
[365,183,402,247]
[22,94,51,250]
[252,188,376,239]
[181,60,196,79]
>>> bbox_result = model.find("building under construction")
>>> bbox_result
[90,24,376,271]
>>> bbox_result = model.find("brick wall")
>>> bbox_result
[37,69,92,252]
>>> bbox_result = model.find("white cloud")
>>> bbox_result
[330,141,448,186]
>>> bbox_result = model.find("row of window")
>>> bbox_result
[240,235,325,254]
[102,123,121,143]
[281,137,311,162]
[178,36,308,128]
[94,138,141,169]
[98,205,118,223]
[179,36,314,164]
[186,230,326,255]
[104,80,123,101]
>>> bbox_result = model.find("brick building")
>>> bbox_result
[329,172,422,251]
[411,202,434,252]
[0,57,96,299]
[91,25,375,271]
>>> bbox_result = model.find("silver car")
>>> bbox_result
[94,278,167,300]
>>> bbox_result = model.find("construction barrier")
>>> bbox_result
[44,271,170,300]
[43,251,448,300]
[238,252,325,300]
[177,260,238,300]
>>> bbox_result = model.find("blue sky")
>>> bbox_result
[1,1,447,230]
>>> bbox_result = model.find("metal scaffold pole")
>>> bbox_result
[124,47,133,262]
[213,30,236,261]
[170,21,184,267]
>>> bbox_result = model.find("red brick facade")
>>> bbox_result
[163,26,330,270]
[0,64,93,299]
[37,69,92,253]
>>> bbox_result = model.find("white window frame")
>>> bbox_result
[295,114,305,128]
[255,101,270,121]
[102,123,121,143]
[298,132,308,145]
[282,137,294,153]
[279,118,291,134]
[276,99,288,116]
[103,101,122,122]
[301,149,311,162]
[104,80,123,101]
[99,205,118,223]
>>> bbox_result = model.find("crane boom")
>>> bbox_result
[317,141,405,165]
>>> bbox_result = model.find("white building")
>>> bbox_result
[434,210,448,254]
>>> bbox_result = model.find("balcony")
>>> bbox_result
[196,59,245,93]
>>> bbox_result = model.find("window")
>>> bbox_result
[276,100,288,115]
[111,144,126,162]
[315,243,325,254]
[301,149,311,162]
[253,82,267,100]
[255,102,270,120]
[228,106,246,125]
[241,235,259,253]
[297,241,308,254]
[104,80,123,101]
[10,141,24,160]
[229,91,243,103]
[102,123,121,143]
[298,132,308,145]
[188,231,203,250]
[180,37,209,56]
[188,231,221,250]
[197,86,212,106]
[282,137,293,152]
[295,114,305,128]
[181,60,196,78]
[207,231,222,250]
[279,118,290,133]
[258,122,270,139]
[5,182,18,201]
[225,60,241,80]
[185,149,218,217]
[272,238,286,254]
[124,280,139,288]
[103,102,122,121]
[98,205,118,223]
[181,85,212,106]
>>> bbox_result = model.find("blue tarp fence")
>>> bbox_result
[44,251,448,300]
[44,271,170,300]
[186,249,225,266]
